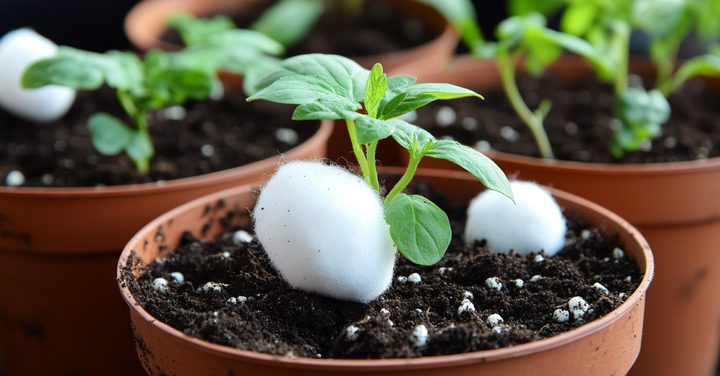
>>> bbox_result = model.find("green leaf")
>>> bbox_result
[126,131,154,172]
[561,3,598,36]
[253,54,369,102]
[389,119,436,153]
[632,0,692,41]
[248,74,359,110]
[250,0,324,48]
[142,50,215,109]
[386,75,417,93]
[508,0,565,17]
[671,54,720,91]
[380,94,437,120]
[385,193,451,266]
[611,88,670,157]
[167,12,236,46]
[87,113,153,173]
[424,140,514,202]
[365,63,387,118]
[354,115,395,144]
[405,83,483,100]
[87,113,134,155]
[291,99,360,121]
[22,47,144,92]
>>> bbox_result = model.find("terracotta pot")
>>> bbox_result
[124,0,458,73]
[0,120,332,376]
[117,167,653,376]
[395,54,720,376]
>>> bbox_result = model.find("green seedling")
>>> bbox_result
[472,12,614,159]
[248,53,514,266]
[505,0,720,157]
[21,29,283,173]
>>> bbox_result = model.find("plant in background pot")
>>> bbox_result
[118,53,653,376]
[124,0,461,73]
[124,0,476,166]
[391,1,720,375]
[0,28,331,376]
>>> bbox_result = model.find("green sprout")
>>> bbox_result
[471,12,615,159]
[21,29,283,173]
[248,54,514,266]
[501,0,720,158]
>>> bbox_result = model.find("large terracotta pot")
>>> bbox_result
[124,0,459,73]
[0,119,332,376]
[394,55,720,376]
[117,167,654,376]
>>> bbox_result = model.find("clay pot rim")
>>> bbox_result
[0,119,332,198]
[124,0,458,61]
[484,149,720,176]
[117,167,654,371]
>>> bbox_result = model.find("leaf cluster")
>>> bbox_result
[498,0,720,158]
[168,12,285,95]
[248,54,514,266]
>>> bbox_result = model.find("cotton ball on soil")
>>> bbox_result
[465,181,566,256]
[0,29,75,123]
[253,161,397,303]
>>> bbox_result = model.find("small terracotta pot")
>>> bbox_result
[124,0,458,73]
[117,167,653,376]
[395,54,720,376]
[0,120,332,376]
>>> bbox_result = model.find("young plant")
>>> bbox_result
[472,12,615,159]
[505,0,720,157]
[21,29,283,173]
[248,54,514,302]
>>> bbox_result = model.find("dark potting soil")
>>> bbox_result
[413,72,720,164]
[163,0,438,60]
[123,182,643,360]
[0,85,319,187]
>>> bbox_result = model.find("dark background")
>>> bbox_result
[0,0,507,52]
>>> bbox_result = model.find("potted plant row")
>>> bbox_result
[0,28,331,375]
[118,53,653,375]
[391,1,720,375]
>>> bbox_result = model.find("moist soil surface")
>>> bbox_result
[0,85,319,187]
[413,71,720,164]
[163,0,439,60]
[124,182,643,360]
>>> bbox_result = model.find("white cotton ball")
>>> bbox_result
[0,28,75,123]
[253,161,396,303]
[465,181,567,256]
